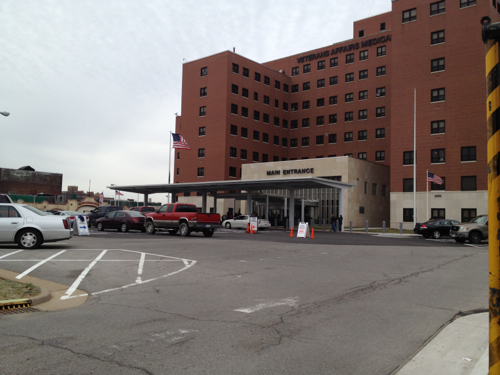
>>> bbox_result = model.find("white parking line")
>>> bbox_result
[0,250,23,259]
[61,250,108,300]
[15,250,66,279]
[136,252,146,283]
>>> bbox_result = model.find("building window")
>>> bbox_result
[460,0,476,8]
[303,82,311,91]
[431,58,445,72]
[240,149,247,159]
[229,147,236,158]
[290,138,298,147]
[462,176,477,191]
[199,126,206,136]
[329,96,338,105]
[177,151,180,160]
[275,99,279,109]
[329,134,337,143]
[461,146,476,161]
[252,152,259,162]
[264,76,270,85]
[199,106,206,116]
[197,148,205,158]
[283,119,288,128]
[317,78,325,88]
[376,66,386,76]
[317,98,325,107]
[263,133,269,143]
[403,208,414,222]
[262,153,268,162]
[376,87,386,97]
[230,125,237,136]
[431,177,446,191]
[345,112,353,122]
[372,183,377,195]
[273,135,279,145]
[462,209,477,223]
[291,84,299,93]
[284,84,289,93]
[345,93,354,102]
[197,167,204,177]
[229,167,236,177]
[200,87,207,97]
[302,137,310,147]
[358,152,367,160]
[431,88,445,102]
[431,120,445,134]
[253,130,260,141]
[303,64,311,74]
[376,107,386,117]
[231,103,238,115]
[176,168,179,176]
[253,110,260,121]
[291,103,299,112]
[359,70,368,80]
[283,102,289,111]
[382,185,388,197]
[376,128,385,139]
[344,132,353,142]
[358,130,367,140]
[330,76,338,85]
[431,209,445,219]
[360,206,365,214]
[329,114,337,124]
[359,30,365,38]
[275,80,281,90]
[201,67,207,76]
[359,90,368,100]
[403,8,417,23]
[316,116,325,126]
[403,179,414,192]
[292,67,299,76]
[291,120,298,129]
[346,73,354,82]
[282,138,288,147]
[376,151,385,161]
[255,72,261,82]
[403,151,414,165]
[231,84,238,95]
[303,101,310,110]
[264,95,270,105]
[346,53,354,64]
[242,67,249,77]
[345,153,353,157]
[241,107,248,118]
[330,57,338,67]
[242,88,249,98]
[377,46,386,57]
[359,50,368,61]
[318,60,325,70]
[431,1,446,15]
[431,148,445,163]
[380,22,386,31]
[431,30,445,45]
[254,92,258,101]
[359,110,368,120]
[302,118,310,128]
[316,135,324,145]
[232,63,239,74]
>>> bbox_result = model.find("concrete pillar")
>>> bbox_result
[233,198,236,217]
[213,193,217,214]
[202,192,207,212]
[284,197,287,218]
[144,194,149,206]
[246,192,252,215]
[289,189,295,229]
[265,195,269,219]
[338,188,345,231]
[301,199,305,223]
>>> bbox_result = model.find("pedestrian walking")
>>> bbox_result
[330,214,337,232]
[338,215,343,232]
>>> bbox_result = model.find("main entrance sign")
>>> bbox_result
[267,168,315,176]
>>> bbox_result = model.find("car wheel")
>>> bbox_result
[179,222,190,237]
[469,231,482,244]
[455,238,466,243]
[97,222,104,231]
[225,222,231,229]
[167,230,178,235]
[203,229,214,237]
[146,221,156,234]
[120,223,128,233]
[432,230,441,239]
[17,229,42,249]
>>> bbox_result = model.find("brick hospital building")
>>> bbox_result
[174,0,499,228]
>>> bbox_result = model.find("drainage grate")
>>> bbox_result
[0,307,39,314]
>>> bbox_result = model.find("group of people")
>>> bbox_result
[330,214,343,232]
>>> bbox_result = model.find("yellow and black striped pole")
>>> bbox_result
[483,16,500,374]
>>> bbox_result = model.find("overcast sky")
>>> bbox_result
[0,0,392,203]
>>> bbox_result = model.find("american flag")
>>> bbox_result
[427,172,443,185]
[116,191,124,196]
[172,133,191,149]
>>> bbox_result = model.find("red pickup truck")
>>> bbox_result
[144,203,221,237]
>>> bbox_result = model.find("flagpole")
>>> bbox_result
[413,88,417,228]
[426,169,428,220]
[169,131,172,185]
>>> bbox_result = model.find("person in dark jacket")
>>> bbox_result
[330,214,337,232]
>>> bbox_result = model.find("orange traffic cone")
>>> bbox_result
[290,226,294,237]
[250,225,254,234]
[246,223,250,233]
[311,228,315,239]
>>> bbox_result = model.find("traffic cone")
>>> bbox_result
[311,228,315,239]
[246,223,250,233]
[250,225,254,234]
[290,226,294,237]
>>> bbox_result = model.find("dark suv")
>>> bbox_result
[88,206,123,226]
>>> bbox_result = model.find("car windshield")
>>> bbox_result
[22,205,49,216]
[470,216,488,224]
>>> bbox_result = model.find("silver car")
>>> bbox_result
[0,203,73,249]
[222,215,271,230]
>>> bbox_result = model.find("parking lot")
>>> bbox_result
[0,228,490,374]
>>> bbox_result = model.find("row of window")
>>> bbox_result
[403,1,475,24]
[402,146,476,165]
[402,207,478,223]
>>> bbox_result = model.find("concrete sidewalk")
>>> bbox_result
[395,312,488,374]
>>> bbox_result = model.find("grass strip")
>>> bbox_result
[0,279,41,301]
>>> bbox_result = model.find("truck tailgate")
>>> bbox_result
[197,213,220,223]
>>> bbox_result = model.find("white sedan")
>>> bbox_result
[222,215,271,230]
[55,211,89,227]
[0,203,73,249]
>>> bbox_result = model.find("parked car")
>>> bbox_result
[0,203,73,249]
[88,206,123,226]
[222,215,271,230]
[129,206,156,214]
[450,215,488,244]
[96,210,146,232]
[57,211,90,228]
[413,219,460,239]
[0,194,13,203]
